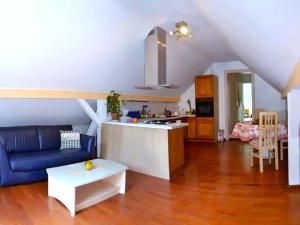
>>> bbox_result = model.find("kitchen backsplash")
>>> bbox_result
[122,101,178,115]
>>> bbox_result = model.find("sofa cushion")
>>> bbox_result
[60,130,81,150]
[37,125,72,150]
[0,126,40,153]
[9,149,90,171]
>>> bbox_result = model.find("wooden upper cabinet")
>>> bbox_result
[195,75,214,98]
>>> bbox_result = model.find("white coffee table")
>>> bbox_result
[46,159,127,216]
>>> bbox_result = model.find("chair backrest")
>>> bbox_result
[258,112,278,149]
[255,108,266,120]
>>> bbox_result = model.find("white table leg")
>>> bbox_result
[48,176,76,217]
[119,171,126,194]
[48,176,55,197]
[69,188,76,217]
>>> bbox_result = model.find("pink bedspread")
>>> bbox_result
[231,122,288,142]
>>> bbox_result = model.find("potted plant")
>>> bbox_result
[107,90,121,120]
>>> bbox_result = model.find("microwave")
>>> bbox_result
[196,98,214,117]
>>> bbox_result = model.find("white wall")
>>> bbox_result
[179,61,287,138]
[0,1,236,128]
[0,0,235,97]
[178,61,249,136]
[178,83,195,113]
[205,61,248,138]
[122,101,178,116]
[73,125,89,133]
[254,75,287,121]
[0,1,299,130]
[193,0,300,91]
[0,99,93,127]
[287,90,300,185]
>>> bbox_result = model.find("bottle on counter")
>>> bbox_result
[141,105,148,118]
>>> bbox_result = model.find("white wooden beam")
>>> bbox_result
[288,90,300,185]
[87,121,97,136]
[96,100,107,158]
[77,99,101,126]
[86,99,107,136]
[0,89,180,102]
[77,99,107,158]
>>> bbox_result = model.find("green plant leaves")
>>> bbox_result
[107,90,121,114]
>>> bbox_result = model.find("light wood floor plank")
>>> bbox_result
[0,141,298,225]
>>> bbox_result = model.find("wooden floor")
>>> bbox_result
[0,141,299,225]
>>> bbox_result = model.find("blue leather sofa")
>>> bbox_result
[0,125,95,186]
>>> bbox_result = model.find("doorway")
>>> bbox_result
[227,72,254,138]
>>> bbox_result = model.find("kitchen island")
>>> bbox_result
[101,121,188,180]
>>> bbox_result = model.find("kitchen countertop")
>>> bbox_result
[102,121,189,130]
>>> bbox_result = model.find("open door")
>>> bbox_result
[227,72,253,138]
[228,74,239,133]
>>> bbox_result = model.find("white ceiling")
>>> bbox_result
[193,0,300,91]
[0,0,236,97]
[0,0,299,126]
[0,0,299,94]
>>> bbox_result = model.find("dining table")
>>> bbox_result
[231,122,288,142]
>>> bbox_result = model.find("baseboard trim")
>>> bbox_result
[287,184,300,189]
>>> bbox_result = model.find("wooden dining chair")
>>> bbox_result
[280,139,288,160]
[254,108,266,120]
[249,112,279,173]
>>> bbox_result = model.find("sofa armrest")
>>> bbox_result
[0,144,8,163]
[0,145,10,185]
[80,134,96,158]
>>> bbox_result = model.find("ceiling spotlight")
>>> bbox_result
[169,21,192,38]
[179,25,188,36]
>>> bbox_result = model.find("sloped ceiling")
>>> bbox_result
[0,0,299,126]
[1,0,299,94]
[0,0,235,97]
[192,0,300,91]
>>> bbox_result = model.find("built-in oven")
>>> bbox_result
[196,98,214,117]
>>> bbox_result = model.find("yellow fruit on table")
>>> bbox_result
[84,160,93,170]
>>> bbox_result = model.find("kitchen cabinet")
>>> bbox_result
[183,116,215,141]
[196,118,215,139]
[183,74,218,142]
[195,75,214,98]
[194,74,219,142]
[181,117,195,139]
[101,122,186,180]
[186,117,196,139]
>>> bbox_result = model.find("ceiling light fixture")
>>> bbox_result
[169,21,192,38]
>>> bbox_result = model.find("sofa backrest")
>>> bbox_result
[37,125,72,150]
[0,126,40,153]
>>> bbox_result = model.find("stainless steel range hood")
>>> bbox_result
[135,26,179,90]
